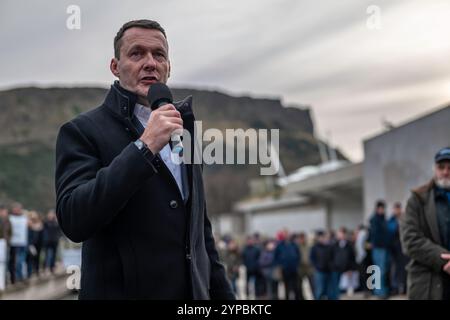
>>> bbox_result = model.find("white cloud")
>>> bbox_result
[1,0,450,161]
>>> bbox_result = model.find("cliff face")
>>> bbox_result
[0,86,340,214]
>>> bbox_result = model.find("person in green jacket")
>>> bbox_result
[400,147,450,300]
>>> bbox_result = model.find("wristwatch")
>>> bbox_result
[134,139,156,164]
[134,139,147,151]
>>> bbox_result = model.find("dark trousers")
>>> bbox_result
[328,271,342,300]
[297,272,310,300]
[390,250,408,294]
[246,270,265,298]
[44,243,58,272]
[282,270,300,300]
[443,273,450,300]
[314,271,330,300]
[8,246,27,284]
[27,246,42,277]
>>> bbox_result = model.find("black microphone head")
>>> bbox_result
[147,82,173,110]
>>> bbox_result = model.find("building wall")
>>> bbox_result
[225,196,362,237]
[248,205,326,237]
[330,196,363,230]
[363,106,450,220]
[213,214,245,236]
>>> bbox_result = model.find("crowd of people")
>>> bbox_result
[0,202,62,291]
[0,199,411,299]
[217,200,409,300]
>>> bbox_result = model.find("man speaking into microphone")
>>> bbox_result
[55,19,235,300]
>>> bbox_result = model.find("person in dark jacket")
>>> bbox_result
[259,239,279,300]
[329,227,356,300]
[26,211,44,278]
[55,19,234,300]
[242,236,262,299]
[43,210,61,274]
[274,231,301,300]
[369,200,390,298]
[387,202,408,295]
[310,230,333,300]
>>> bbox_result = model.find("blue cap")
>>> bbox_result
[435,147,450,163]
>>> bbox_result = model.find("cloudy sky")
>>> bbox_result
[1,0,450,161]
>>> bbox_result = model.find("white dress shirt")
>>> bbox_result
[134,103,185,200]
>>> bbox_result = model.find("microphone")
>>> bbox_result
[147,83,183,156]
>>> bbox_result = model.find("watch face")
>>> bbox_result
[135,140,144,149]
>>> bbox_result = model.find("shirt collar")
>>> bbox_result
[134,103,151,124]
[435,186,450,203]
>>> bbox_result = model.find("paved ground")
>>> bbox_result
[0,266,70,300]
[0,264,407,300]
[234,266,407,300]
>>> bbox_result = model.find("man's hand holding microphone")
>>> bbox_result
[139,83,184,156]
[140,104,183,155]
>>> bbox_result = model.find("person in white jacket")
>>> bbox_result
[8,203,28,284]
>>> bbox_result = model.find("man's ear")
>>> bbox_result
[110,58,120,78]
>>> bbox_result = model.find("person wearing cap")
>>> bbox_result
[400,147,450,299]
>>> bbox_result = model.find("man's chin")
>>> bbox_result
[435,178,450,190]
[135,84,150,98]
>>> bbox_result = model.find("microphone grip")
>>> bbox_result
[170,132,184,156]
[154,101,183,156]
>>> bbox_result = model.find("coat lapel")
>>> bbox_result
[130,109,188,202]
[425,188,442,245]
[107,81,195,205]
[176,96,195,205]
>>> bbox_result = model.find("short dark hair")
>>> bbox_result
[375,200,386,209]
[316,230,325,237]
[394,202,402,208]
[339,227,347,234]
[114,19,167,59]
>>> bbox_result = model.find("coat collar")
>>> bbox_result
[103,81,196,205]
[105,81,139,119]
[425,187,442,245]
[104,81,194,121]
[412,180,442,244]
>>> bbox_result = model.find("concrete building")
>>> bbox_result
[363,104,450,221]
[215,161,363,237]
[216,104,449,238]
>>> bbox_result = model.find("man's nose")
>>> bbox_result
[143,53,157,70]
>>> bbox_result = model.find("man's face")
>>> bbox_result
[435,160,450,189]
[11,205,22,215]
[0,209,7,218]
[47,211,56,221]
[298,234,306,245]
[393,206,402,218]
[318,235,327,244]
[337,231,346,241]
[376,206,385,215]
[110,27,171,106]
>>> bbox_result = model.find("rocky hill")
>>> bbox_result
[0,85,344,214]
